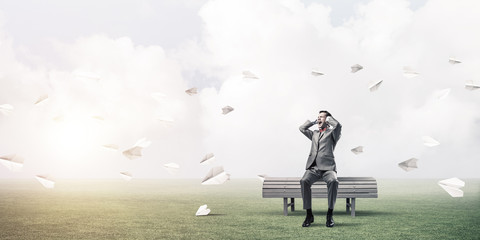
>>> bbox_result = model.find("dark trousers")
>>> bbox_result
[300,168,338,210]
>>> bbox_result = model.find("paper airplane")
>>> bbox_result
[122,147,143,160]
[151,92,167,102]
[185,88,198,96]
[311,69,324,76]
[222,106,234,115]
[465,80,480,91]
[435,88,451,100]
[35,175,55,189]
[92,116,105,123]
[369,80,383,92]
[73,71,100,81]
[122,138,152,160]
[243,71,259,79]
[0,104,14,116]
[34,94,49,105]
[257,174,267,182]
[134,138,151,148]
[398,158,418,172]
[120,172,133,181]
[351,64,363,73]
[422,136,440,147]
[155,115,174,126]
[448,57,461,65]
[0,154,24,172]
[202,166,229,185]
[438,177,464,197]
[200,153,216,165]
[52,115,64,122]
[163,163,180,175]
[351,146,364,155]
[102,144,119,151]
[196,204,211,216]
[403,67,420,79]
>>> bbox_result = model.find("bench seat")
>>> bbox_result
[262,177,378,217]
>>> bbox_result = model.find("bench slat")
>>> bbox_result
[263,189,377,194]
[263,193,378,198]
[263,184,378,189]
[264,177,376,181]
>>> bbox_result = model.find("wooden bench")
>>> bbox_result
[262,177,378,217]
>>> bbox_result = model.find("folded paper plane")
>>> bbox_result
[435,88,450,100]
[403,67,420,79]
[0,154,24,172]
[134,138,151,148]
[122,146,143,160]
[102,144,119,151]
[351,64,363,73]
[222,106,234,115]
[0,104,14,116]
[257,174,267,182]
[448,57,461,65]
[243,71,259,79]
[398,158,418,172]
[53,115,64,122]
[438,177,464,197]
[200,153,216,165]
[73,71,100,81]
[465,80,480,90]
[422,136,440,147]
[120,172,133,181]
[35,175,55,189]
[185,88,198,96]
[34,94,49,105]
[202,166,229,185]
[351,146,364,155]
[164,163,180,175]
[311,69,324,76]
[196,204,211,216]
[92,116,105,123]
[369,80,383,92]
[156,115,174,126]
[151,92,167,102]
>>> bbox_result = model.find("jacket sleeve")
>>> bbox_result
[299,120,315,140]
[326,116,342,143]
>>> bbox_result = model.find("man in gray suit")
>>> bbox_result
[299,110,342,228]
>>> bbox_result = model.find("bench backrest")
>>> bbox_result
[262,177,378,198]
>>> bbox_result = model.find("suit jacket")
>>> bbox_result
[299,116,342,171]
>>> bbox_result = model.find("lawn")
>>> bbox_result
[0,178,478,239]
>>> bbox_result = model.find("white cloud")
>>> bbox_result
[176,0,480,178]
[0,33,208,178]
[1,0,479,179]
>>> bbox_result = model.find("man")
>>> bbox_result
[299,110,342,228]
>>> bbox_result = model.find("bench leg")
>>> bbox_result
[346,198,351,213]
[351,198,356,217]
[283,198,295,216]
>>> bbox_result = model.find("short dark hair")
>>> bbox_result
[319,110,332,117]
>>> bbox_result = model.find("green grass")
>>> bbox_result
[0,178,479,240]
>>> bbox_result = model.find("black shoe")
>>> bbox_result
[302,215,314,227]
[326,215,334,228]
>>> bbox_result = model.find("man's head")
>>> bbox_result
[317,110,332,128]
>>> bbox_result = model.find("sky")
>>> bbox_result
[0,0,479,180]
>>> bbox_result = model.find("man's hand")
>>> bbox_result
[326,116,332,123]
